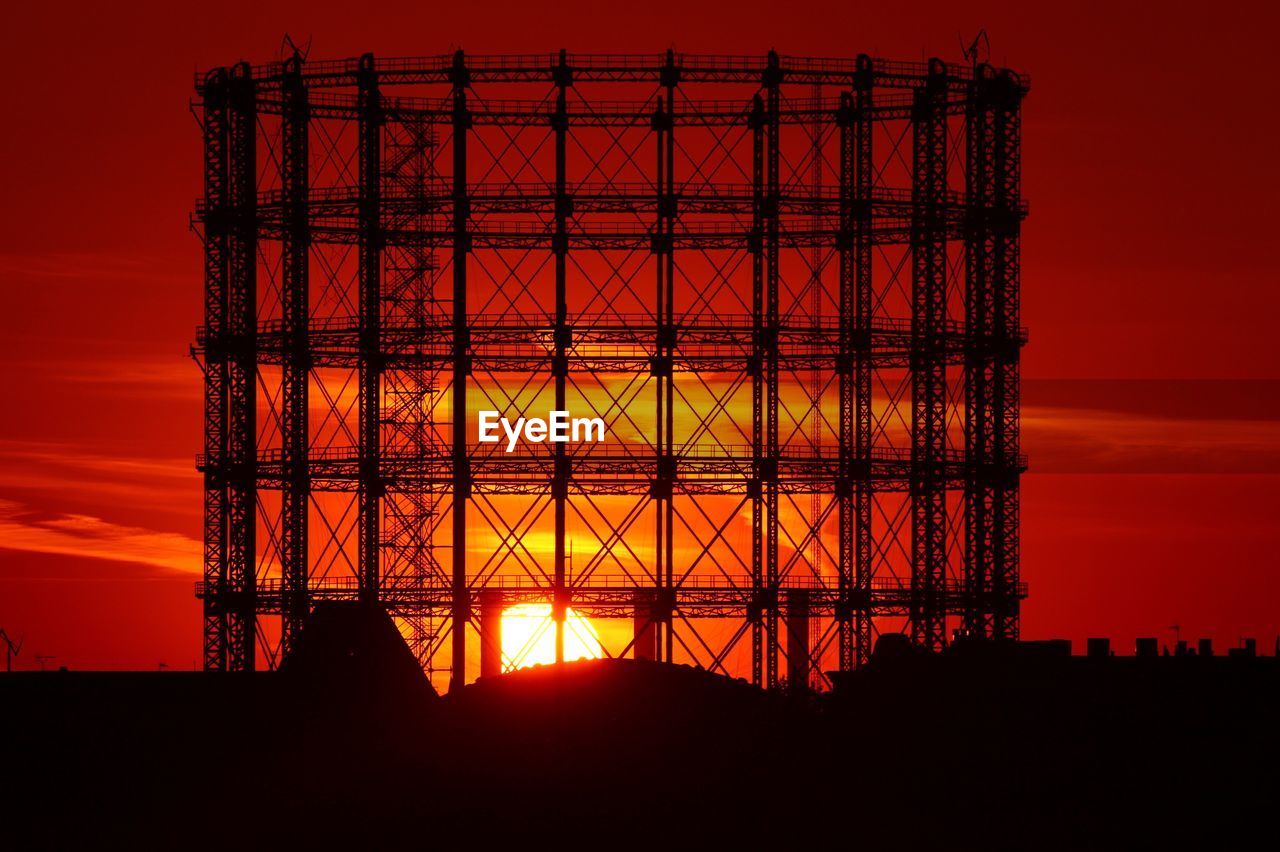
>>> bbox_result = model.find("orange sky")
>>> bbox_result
[1,1,1278,669]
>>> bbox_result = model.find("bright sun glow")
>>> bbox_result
[501,603,603,670]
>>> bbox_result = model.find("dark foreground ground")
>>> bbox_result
[2,610,1277,849]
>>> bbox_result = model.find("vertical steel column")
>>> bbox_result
[806,78,823,656]
[853,57,875,666]
[764,51,782,688]
[650,53,677,663]
[964,66,998,638]
[992,71,1025,640]
[225,63,257,671]
[836,92,855,672]
[280,56,310,654]
[200,69,230,671]
[357,54,383,604]
[748,93,766,688]
[652,94,667,665]
[552,52,571,664]
[449,51,472,690]
[661,52,677,663]
[910,60,949,652]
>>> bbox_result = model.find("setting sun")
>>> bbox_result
[501,604,603,671]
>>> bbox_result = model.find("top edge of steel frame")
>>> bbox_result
[195,52,1029,93]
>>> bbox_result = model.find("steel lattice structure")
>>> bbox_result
[194,50,1028,692]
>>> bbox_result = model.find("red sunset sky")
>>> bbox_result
[1,1,1277,669]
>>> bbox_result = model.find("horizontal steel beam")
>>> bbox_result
[197,53,1028,93]
[196,575,1030,619]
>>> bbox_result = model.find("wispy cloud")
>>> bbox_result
[0,354,200,402]
[0,252,187,284]
[1025,405,1280,473]
[49,357,199,399]
[0,440,197,519]
[0,498,200,574]
[1023,379,1280,473]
